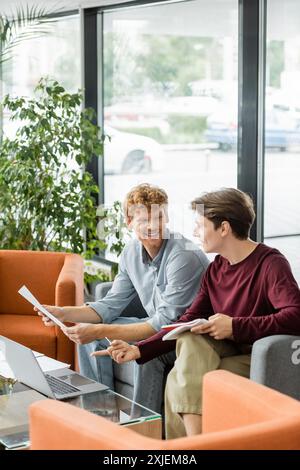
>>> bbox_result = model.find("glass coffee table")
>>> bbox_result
[0,374,161,450]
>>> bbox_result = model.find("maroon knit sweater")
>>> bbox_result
[137,243,300,364]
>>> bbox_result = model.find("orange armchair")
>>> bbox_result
[0,250,84,368]
[29,370,300,450]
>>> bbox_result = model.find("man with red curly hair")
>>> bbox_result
[37,183,209,412]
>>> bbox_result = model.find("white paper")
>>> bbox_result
[0,359,14,379]
[18,285,65,329]
[161,318,209,341]
[33,350,44,358]
[119,409,131,424]
[0,346,13,378]
[36,355,70,372]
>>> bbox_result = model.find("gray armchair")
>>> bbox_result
[95,282,300,401]
[250,335,300,400]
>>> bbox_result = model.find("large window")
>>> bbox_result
[2,15,80,135]
[102,0,238,238]
[264,0,300,282]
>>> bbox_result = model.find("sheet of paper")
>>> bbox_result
[33,350,44,358]
[0,359,14,379]
[119,409,132,424]
[36,355,70,372]
[18,285,65,329]
[162,318,208,341]
[161,318,208,331]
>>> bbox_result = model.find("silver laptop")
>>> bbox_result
[0,335,108,400]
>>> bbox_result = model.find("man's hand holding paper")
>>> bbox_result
[63,323,105,345]
[191,313,233,340]
[161,313,233,341]
[18,285,66,329]
[34,305,65,328]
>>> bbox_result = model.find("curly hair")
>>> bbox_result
[124,183,168,217]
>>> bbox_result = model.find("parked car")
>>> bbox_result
[204,105,300,151]
[104,126,164,174]
[2,117,164,174]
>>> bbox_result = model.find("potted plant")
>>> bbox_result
[0,5,57,66]
[0,77,106,282]
[84,200,131,298]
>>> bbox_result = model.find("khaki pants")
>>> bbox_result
[165,332,251,439]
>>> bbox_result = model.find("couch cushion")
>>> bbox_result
[0,314,57,358]
[114,380,134,400]
[0,250,65,315]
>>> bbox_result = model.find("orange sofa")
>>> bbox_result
[0,250,84,368]
[29,370,300,450]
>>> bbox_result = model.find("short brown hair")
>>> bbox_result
[124,183,168,217]
[191,188,255,240]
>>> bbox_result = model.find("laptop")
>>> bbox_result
[0,335,108,400]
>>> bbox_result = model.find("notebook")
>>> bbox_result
[161,318,209,341]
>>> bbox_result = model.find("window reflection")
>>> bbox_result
[264,0,300,282]
[102,0,238,239]
[2,16,80,138]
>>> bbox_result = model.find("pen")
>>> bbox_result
[105,337,112,345]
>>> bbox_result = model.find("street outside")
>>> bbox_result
[105,147,300,282]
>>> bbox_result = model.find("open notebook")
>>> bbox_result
[161,318,208,341]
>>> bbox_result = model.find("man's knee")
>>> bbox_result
[219,355,251,378]
[177,332,210,345]
[176,332,211,355]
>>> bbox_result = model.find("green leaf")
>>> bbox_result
[0,77,109,263]
[0,5,60,65]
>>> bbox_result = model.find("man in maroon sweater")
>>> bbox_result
[93,188,300,439]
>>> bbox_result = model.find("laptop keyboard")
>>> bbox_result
[45,374,79,396]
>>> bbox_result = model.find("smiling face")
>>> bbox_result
[128,205,168,245]
[124,184,169,248]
